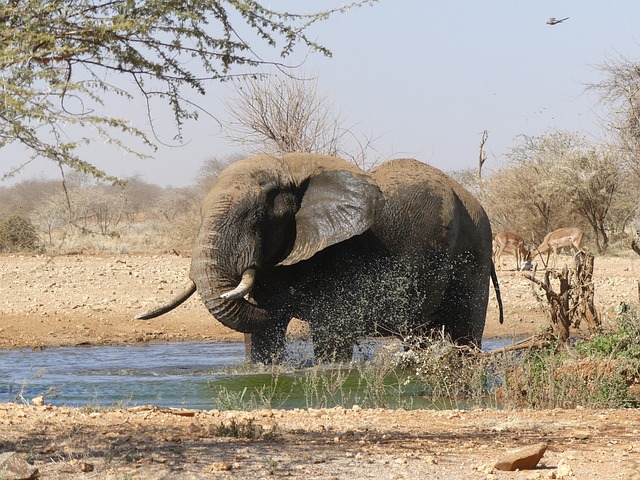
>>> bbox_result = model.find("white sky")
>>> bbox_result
[4,0,640,187]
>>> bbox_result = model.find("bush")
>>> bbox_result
[498,347,640,409]
[576,304,640,359]
[396,310,640,410]
[0,214,41,252]
[497,308,640,409]
[395,333,497,408]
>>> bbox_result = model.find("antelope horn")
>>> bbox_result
[220,268,256,300]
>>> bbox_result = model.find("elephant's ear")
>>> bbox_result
[278,170,383,266]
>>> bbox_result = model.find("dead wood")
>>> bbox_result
[478,129,488,181]
[522,252,599,345]
[478,334,553,356]
[633,238,640,303]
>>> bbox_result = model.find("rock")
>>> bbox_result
[0,452,39,479]
[208,461,233,471]
[570,429,590,440]
[79,461,94,473]
[69,459,94,473]
[31,396,45,406]
[476,463,495,474]
[556,459,574,478]
[494,442,548,471]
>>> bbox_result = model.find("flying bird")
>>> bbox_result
[547,17,569,25]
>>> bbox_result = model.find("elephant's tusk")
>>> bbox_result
[135,280,196,320]
[220,268,256,300]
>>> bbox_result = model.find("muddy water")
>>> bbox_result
[0,339,507,410]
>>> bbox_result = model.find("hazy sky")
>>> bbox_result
[5,0,640,187]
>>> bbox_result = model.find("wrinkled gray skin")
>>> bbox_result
[138,153,502,363]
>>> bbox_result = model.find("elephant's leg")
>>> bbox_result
[437,263,489,349]
[248,320,288,364]
[311,322,355,363]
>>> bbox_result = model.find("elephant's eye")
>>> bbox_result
[258,178,277,190]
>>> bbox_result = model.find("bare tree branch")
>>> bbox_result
[477,129,488,182]
[223,71,381,167]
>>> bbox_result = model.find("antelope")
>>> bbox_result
[530,227,584,267]
[492,231,530,271]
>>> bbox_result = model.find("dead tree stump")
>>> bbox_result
[524,252,599,344]
[633,237,640,303]
[571,251,600,331]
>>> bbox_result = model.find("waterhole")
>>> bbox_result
[0,339,508,410]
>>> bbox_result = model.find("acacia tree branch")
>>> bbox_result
[1,0,377,180]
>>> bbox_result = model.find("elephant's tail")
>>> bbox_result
[135,280,197,320]
[490,262,504,324]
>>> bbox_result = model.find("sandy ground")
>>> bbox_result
[1,252,639,479]
[2,252,637,349]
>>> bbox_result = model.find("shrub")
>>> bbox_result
[395,333,497,408]
[576,304,640,359]
[0,214,41,252]
[497,308,640,409]
[497,347,640,409]
[397,310,640,410]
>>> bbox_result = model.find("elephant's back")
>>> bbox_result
[371,159,480,211]
[370,158,438,190]
[370,158,491,255]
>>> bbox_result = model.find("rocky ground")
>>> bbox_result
[0,252,639,479]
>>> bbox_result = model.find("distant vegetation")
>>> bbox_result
[0,155,234,255]
[453,129,640,255]
[1,134,638,256]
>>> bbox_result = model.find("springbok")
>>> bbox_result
[492,231,529,271]
[530,227,584,267]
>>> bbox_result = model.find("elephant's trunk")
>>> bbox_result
[189,230,270,334]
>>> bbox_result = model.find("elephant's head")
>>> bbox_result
[189,153,384,333]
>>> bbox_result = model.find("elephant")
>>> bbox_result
[137,153,503,363]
